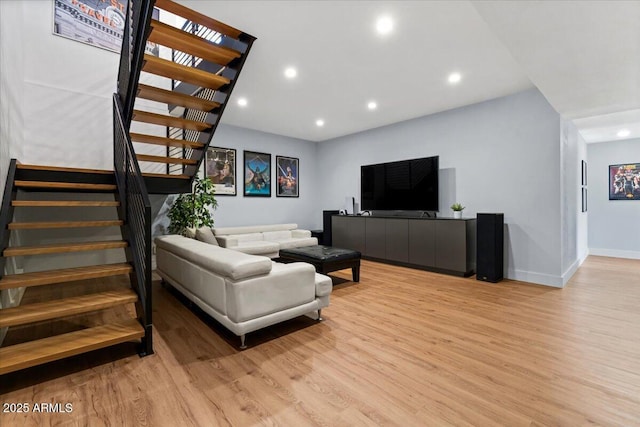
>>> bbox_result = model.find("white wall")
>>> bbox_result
[587,138,640,259]
[317,89,565,286]
[560,118,588,284]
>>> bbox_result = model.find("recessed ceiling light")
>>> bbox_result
[237,98,248,107]
[284,67,297,79]
[448,72,462,84]
[367,101,377,110]
[316,119,325,127]
[376,16,393,35]
[617,129,630,137]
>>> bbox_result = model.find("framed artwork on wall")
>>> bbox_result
[205,147,236,196]
[581,160,587,186]
[582,187,588,212]
[243,151,271,197]
[276,156,299,197]
[609,163,640,200]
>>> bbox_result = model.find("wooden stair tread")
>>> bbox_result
[12,201,120,207]
[154,0,243,39]
[0,263,133,291]
[130,133,204,149]
[0,289,138,328]
[142,55,230,90]
[4,240,128,257]
[142,172,191,180]
[148,20,241,66]
[137,154,197,165]
[137,84,220,112]
[14,181,117,191]
[0,320,144,375]
[132,110,211,132]
[16,164,114,175]
[8,220,123,230]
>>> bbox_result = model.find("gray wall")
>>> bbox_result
[317,89,565,286]
[204,124,320,231]
[587,138,640,258]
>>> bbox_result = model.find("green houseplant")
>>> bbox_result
[450,202,465,219]
[168,177,218,236]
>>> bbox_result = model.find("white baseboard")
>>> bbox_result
[589,248,640,260]
[561,250,589,286]
[506,269,564,288]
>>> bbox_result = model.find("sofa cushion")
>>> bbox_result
[277,237,318,250]
[196,227,219,246]
[213,223,297,236]
[235,240,280,255]
[155,235,272,280]
[262,230,293,241]
[185,227,196,239]
[234,232,264,243]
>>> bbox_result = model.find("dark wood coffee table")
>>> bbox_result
[278,245,361,282]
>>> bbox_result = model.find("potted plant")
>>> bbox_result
[450,202,465,219]
[168,177,218,236]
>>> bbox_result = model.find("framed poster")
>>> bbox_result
[582,187,587,212]
[205,147,236,196]
[609,163,640,200]
[276,156,299,197]
[243,151,271,197]
[581,160,587,186]
[53,1,160,55]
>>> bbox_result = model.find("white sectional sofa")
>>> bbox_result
[155,235,332,348]
[212,223,318,258]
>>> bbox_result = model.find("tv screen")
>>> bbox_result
[361,156,439,211]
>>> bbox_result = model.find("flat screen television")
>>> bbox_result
[361,156,439,211]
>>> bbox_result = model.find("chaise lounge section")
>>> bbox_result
[155,235,332,348]
[212,223,318,258]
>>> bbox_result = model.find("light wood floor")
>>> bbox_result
[1,256,639,426]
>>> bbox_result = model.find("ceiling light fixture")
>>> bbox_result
[617,129,630,138]
[284,67,297,79]
[448,72,462,84]
[316,119,325,127]
[237,98,248,107]
[376,16,393,35]
[368,101,377,110]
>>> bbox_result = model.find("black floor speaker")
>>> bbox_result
[322,210,340,246]
[476,213,504,282]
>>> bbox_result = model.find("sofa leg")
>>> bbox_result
[240,334,247,350]
[317,309,323,321]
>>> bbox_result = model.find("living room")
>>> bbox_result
[1,0,639,425]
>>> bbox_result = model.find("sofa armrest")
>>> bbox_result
[216,235,239,248]
[291,229,312,238]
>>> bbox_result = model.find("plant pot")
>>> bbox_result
[453,211,462,219]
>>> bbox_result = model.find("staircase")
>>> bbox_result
[122,0,256,194]
[0,0,254,375]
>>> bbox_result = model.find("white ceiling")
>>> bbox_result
[180,0,640,144]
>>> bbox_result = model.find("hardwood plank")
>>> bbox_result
[3,240,128,257]
[154,0,243,39]
[137,154,197,165]
[14,181,116,191]
[136,83,220,112]
[2,257,640,426]
[0,289,138,328]
[130,132,205,149]
[16,164,113,174]
[0,263,133,290]
[132,110,211,132]
[148,20,240,66]
[142,55,231,90]
[0,320,144,375]
[8,220,123,230]
[12,200,120,207]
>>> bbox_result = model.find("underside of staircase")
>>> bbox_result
[0,0,255,375]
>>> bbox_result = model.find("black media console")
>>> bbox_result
[332,215,476,277]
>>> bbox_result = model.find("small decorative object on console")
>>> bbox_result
[451,202,465,219]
